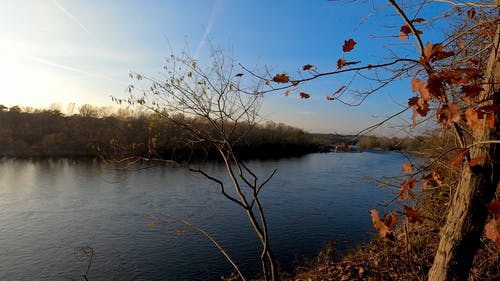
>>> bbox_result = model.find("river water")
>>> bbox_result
[0,151,408,280]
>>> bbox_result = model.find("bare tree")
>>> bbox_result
[120,48,279,281]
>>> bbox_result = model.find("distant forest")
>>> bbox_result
[0,104,426,159]
[0,104,333,160]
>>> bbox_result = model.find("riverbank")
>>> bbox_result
[292,188,500,281]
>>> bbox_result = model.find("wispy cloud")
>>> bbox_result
[27,55,128,85]
[195,0,222,58]
[53,0,90,34]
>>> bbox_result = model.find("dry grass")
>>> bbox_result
[291,191,500,281]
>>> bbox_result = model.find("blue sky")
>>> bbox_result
[0,0,457,134]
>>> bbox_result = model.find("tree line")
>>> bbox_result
[0,105,329,159]
[356,135,429,151]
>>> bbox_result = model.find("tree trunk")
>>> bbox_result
[428,10,500,281]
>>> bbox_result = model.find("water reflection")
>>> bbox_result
[0,152,408,280]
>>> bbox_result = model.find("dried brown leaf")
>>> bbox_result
[402,163,413,174]
[404,205,423,223]
[451,149,469,169]
[437,102,461,128]
[467,7,476,19]
[469,156,482,167]
[485,219,500,248]
[342,39,357,52]
[383,212,398,228]
[399,178,416,199]
[461,83,484,98]
[465,108,482,132]
[486,112,495,129]
[400,25,411,41]
[299,92,310,99]
[487,201,500,215]
[370,209,390,238]
[411,77,430,101]
[337,58,346,70]
[303,64,314,71]
[423,171,443,189]
[273,73,290,83]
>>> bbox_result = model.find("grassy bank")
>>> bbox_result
[292,181,500,281]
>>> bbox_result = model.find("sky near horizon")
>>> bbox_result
[0,0,455,134]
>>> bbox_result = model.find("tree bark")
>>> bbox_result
[428,10,500,281]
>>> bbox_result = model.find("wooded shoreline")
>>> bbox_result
[1,108,418,159]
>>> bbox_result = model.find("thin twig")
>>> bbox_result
[179,219,247,281]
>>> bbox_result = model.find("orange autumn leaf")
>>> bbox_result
[404,205,423,223]
[440,69,482,86]
[402,163,414,174]
[451,149,469,169]
[383,212,398,228]
[487,201,500,215]
[485,219,500,248]
[486,112,495,128]
[399,178,416,199]
[467,7,476,19]
[422,180,429,190]
[342,38,356,52]
[408,96,430,125]
[399,25,423,41]
[469,156,482,167]
[336,58,360,70]
[437,102,461,128]
[408,97,429,116]
[462,96,474,105]
[411,77,430,101]
[299,92,310,99]
[400,25,411,41]
[399,32,407,41]
[423,171,444,189]
[434,50,455,62]
[459,37,465,51]
[422,42,455,64]
[412,110,418,125]
[422,42,437,63]
[461,83,484,98]
[427,73,446,101]
[273,73,290,83]
[411,77,423,92]
[337,58,346,69]
[465,108,482,132]
[370,209,390,239]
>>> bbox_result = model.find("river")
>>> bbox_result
[0,151,408,280]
